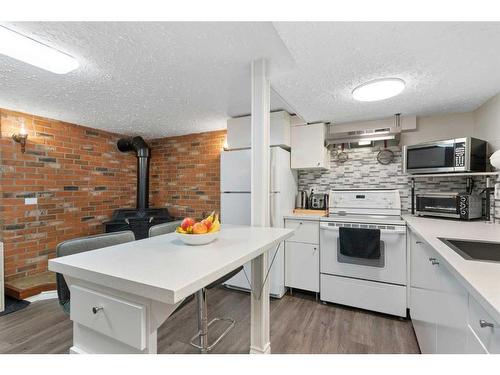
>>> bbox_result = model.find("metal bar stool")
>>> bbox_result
[189,266,243,353]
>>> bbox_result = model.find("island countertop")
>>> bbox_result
[49,225,294,305]
[404,215,500,323]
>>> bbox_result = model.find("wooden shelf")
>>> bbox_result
[409,172,499,178]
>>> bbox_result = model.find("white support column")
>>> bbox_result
[250,58,271,354]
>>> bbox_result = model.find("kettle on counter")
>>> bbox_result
[296,190,309,209]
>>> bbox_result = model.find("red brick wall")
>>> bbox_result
[149,130,226,220]
[0,108,136,281]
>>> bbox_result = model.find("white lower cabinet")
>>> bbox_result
[409,228,498,354]
[466,325,489,353]
[435,264,468,353]
[468,294,500,353]
[410,287,437,354]
[284,218,320,293]
[285,242,319,292]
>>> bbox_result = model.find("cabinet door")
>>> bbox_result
[435,263,468,353]
[291,123,329,169]
[410,287,437,354]
[466,325,489,354]
[285,241,319,292]
[410,236,440,290]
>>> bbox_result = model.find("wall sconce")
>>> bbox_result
[12,119,28,153]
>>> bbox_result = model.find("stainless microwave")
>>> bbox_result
[403,137,488,174]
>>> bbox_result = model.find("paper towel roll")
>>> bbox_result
[490,150,500,169]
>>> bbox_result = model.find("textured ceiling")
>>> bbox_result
[0,22,499,137]
[0,22,295,138]
[272,22,500,124]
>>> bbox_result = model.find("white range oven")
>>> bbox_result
[319,190,407,317]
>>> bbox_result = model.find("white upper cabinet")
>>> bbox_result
[290,123,330,170]
[226,111,291,149]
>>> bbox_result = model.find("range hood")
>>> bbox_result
[326,114,410,146]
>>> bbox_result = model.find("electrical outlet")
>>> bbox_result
[25,197,37,205]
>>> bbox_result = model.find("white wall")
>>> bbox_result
[401,112,475,146]
[474,92,500,153]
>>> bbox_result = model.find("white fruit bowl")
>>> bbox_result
[175,231,220,246]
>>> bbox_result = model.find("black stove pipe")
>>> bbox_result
[117,136,150,212]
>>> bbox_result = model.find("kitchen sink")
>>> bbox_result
[439,238,500,263]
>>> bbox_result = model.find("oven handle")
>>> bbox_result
[320,225,406,235]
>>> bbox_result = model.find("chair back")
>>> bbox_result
[55,230,135,314]
[148,220,183,237]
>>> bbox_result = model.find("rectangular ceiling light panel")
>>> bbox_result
[0,26,79,74]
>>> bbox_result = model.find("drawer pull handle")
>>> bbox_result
[428,257,437,262]
[92,306,104,314]
[416,241,423,244]
[431,260,439,265]
[479,319,494,328]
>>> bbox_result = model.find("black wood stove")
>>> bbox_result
[104,136,174,239]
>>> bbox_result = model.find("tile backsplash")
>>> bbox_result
[298,147,490,215]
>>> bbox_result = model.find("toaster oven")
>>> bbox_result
[415,192,482,220]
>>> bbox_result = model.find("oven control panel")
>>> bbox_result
[329,190,401,216]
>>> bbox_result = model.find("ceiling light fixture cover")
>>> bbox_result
[352,78,405,102]
[0,26,79,74]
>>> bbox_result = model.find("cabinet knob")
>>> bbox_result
[431,260,439,266]
[428,257,437,262]
[92,306,104,314]
[479,319,494,328]
[416,241,423,244]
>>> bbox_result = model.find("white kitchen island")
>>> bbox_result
[48,225,293,354]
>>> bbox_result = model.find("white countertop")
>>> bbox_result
[49,225,293,304]
[404,215,500,323]
[284,214,324,221]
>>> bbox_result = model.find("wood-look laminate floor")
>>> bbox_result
[0,288,420,354]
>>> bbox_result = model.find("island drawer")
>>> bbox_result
[285,219,319,244]
[468,295,500,354]
[70,285,147,350]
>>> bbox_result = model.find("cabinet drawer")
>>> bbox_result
[285,219,319,244]
[410,234,440,290]
[468,295,500,353]
[285,242,319,292]
[70,285,147,350]
[321,274,407,317]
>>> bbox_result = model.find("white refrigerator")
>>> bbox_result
[220,146,297,298]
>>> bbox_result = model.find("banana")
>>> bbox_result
[204,211,216,224]
[208,213,220,233]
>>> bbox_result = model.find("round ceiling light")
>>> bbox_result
[352,78,405,102]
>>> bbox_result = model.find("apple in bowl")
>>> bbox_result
[175,212,220,245]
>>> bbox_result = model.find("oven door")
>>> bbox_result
[320,222,407,285]
[405,139,456,173]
